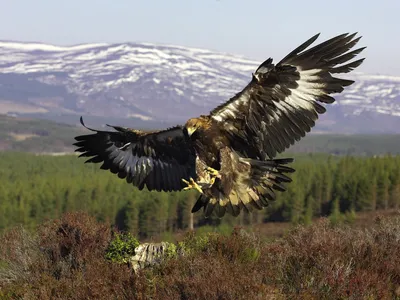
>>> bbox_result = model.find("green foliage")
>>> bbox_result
[329,197,343,225]
[164,242,177,259]
[0,151,400,239]
[105,232,139,263]
[343,209,357,224]
[240,243,261,263]
[194,223,233,236]
[177,232,214,255]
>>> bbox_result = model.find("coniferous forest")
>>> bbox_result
[1,151,399,239]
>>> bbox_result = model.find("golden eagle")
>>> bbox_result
[74,33,365,218]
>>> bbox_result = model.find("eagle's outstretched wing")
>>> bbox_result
[210,33,366,159]
[73,117,196,192]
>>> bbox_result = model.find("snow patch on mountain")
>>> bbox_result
[0,39,399,130]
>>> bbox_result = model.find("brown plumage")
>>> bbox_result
[74,32,365,218]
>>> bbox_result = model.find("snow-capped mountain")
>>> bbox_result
[0,40,399,133]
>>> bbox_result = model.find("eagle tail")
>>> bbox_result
[245,158,295,208]
[191,157,295,218]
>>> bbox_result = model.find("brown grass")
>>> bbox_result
[265,216,400,299]
[0,211,399,299]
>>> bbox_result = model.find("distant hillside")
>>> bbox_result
[0,114,81,153]
[285,134,400,156]
[1,114,399,155]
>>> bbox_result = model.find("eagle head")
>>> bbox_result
[185,116,210,137]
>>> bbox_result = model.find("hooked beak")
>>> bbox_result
[186,127,196,137]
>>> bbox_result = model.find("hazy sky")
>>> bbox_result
[0,0,399,75]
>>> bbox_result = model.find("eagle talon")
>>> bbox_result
[182,178,203,194]
[205,167,221,179]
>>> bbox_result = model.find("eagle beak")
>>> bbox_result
[187,127,196,136]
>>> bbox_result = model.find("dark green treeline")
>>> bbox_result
[0,152,399,238]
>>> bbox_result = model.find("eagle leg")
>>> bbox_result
[205,167,221,184]
[182,178,204,194]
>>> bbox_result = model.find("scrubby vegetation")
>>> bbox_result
[0,212,399,299]
[105,232,139,264]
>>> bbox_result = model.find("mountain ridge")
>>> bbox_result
[0,39,399,133]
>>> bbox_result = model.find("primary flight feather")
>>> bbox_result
[74,33,365,218]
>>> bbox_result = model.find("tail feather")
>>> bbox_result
[191,194,207,213]
[247,158,294,208]
[191,157,295,218]
[226,201,240,217]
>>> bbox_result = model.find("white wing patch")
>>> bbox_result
[212,67,326,123]
[212,90,250,122]
[286,68,325,111]
[212,115,224,122]
[118,142,131,150]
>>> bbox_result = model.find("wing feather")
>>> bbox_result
[74,117,196,192]
[211,33,365,159]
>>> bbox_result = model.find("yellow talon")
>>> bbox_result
[205,167,221,179]
[182,177,203,194]
[209,176,216,185]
